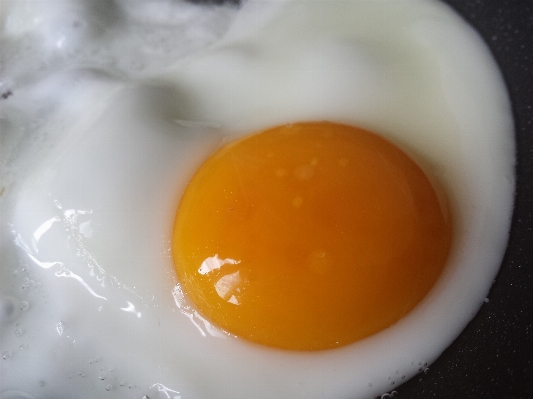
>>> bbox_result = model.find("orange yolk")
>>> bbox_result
[172,121,452,351]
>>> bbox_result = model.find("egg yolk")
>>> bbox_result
[172,121,452,351]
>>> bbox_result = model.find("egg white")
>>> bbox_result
[0,1,514,399]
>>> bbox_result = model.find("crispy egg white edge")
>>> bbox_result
[0,1,514,399]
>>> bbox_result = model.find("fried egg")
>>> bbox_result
[0,1,514,399]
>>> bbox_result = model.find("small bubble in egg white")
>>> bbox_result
[2,350,12,360]
[106,384,113,391]
[423,368,430,374]
[19,301,29,311]
[14,328,23,337]
[19,344,28,351]
[56,321,65,336]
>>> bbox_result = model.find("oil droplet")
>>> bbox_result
[307,250,331,274]
[275,168,287,177]
[338,158,349,167]
[293,164,315,180]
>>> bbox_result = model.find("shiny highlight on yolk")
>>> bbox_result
[172,122,452,351]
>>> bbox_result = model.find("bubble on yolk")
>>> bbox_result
[172,121,452,351]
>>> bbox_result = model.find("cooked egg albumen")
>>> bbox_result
[0,1,514,399]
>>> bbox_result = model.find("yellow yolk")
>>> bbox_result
[172,122,452,351]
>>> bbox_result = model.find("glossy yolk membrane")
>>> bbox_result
[172,122,452,351]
